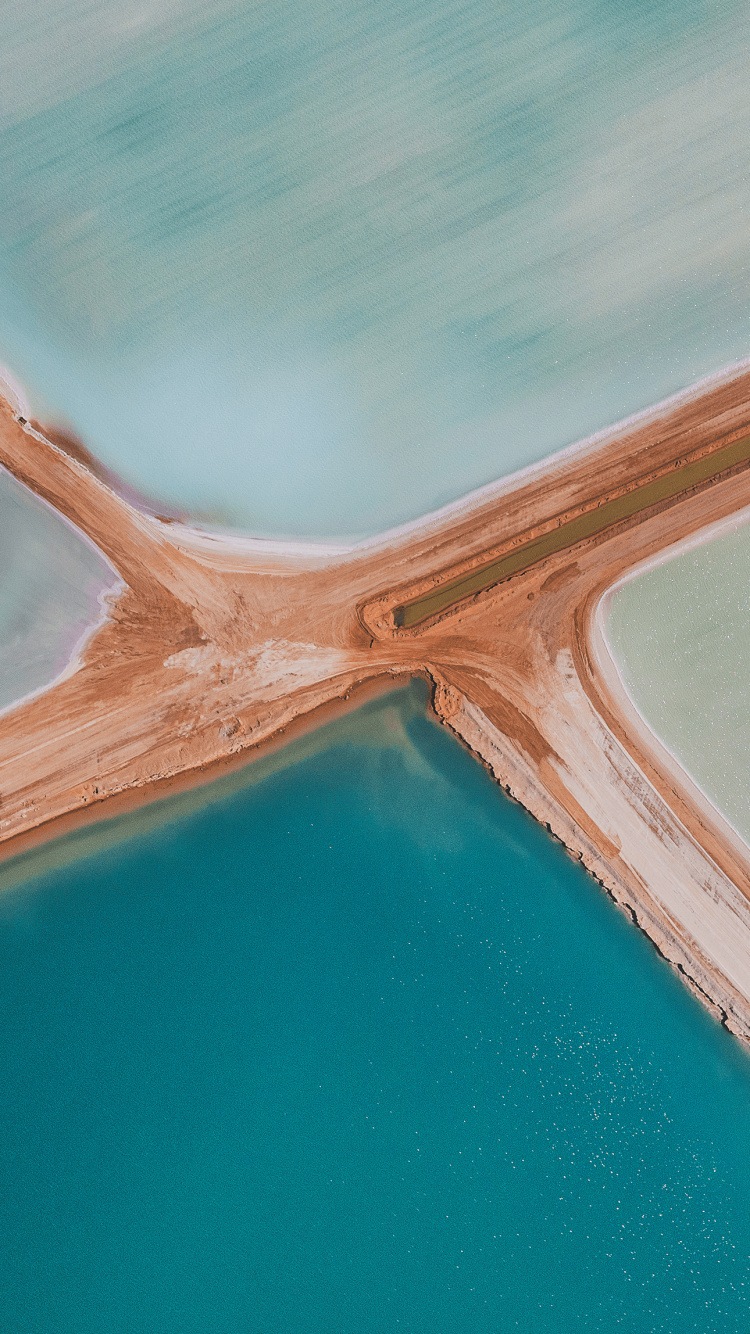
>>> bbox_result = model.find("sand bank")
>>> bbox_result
[2,368,750,1037]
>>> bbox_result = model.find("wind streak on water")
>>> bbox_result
[1,0,749,535]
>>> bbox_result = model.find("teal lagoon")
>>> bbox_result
[1,684,749,1332]
[2,0,750,535]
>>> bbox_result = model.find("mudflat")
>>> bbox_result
[2,364,750,1037]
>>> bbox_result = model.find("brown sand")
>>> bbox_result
[3,369,750,1038]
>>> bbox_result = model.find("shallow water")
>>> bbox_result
[0,466,117,713]
[606,520,750,847]
[2,683,749,1332]
[2,0,750,536]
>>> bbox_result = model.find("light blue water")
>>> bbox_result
[1,684,749,1332]
[0,466,117,712]
[2,0,750,535]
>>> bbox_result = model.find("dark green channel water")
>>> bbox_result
[1,684,749,1331]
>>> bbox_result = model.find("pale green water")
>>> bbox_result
[1,684,750,1331]
[1,0,750,535]
[606,520,750,845]
[0,467,117,713]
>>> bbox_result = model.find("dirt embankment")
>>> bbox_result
[2,367,750,1038]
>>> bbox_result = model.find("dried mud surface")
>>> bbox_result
[3,370,750,1038]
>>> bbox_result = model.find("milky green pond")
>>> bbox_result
[606,519,750,846]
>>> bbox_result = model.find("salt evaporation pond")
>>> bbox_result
[2,0,750,535]
[0,466,117,713]
[1,684,749,1332]
[606,519,750,848]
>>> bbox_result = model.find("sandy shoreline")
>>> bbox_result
[3,366,750,1037]
[14,350,750,558]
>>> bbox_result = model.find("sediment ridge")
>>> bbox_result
[2,366,750,1039]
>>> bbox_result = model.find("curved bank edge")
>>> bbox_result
[593,509,750,866]
[432,658,750,1043]
[3,376,750,1042]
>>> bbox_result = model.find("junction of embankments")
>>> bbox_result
[2,364,750,1038]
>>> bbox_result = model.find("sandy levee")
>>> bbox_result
[2,363,750,1037]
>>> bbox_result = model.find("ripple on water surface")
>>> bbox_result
[1,684,749,1332]
[2,0,750,534]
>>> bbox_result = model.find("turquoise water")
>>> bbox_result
[0,466,117,712]
[606,521,750,846]
[2,684,749,1332]
[2,0,750,535]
